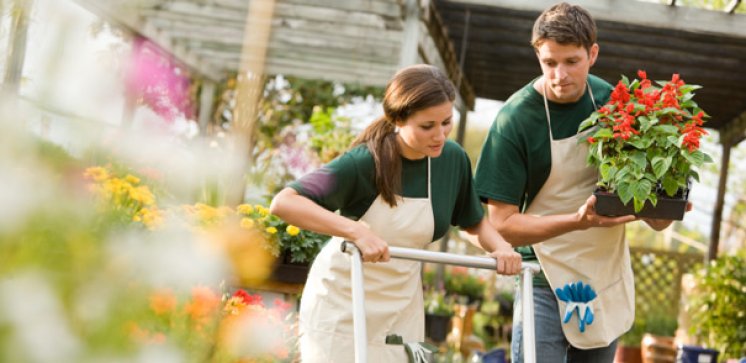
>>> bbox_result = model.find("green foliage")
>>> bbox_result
[237,204,329,264]
[423,269,487,304]
[619,308,678,346]
[308,106,357,164]
[580,72,712,212]
[687,255,746,359]
[424,288,455,316]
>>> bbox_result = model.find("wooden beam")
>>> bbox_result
[72,0,222,81]
[447,0,746,38]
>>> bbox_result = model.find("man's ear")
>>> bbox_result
[588,43,599,67]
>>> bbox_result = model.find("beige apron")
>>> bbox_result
[529,81,635,349]
[299,158,435,362]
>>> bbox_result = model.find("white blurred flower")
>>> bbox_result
[0,272,81,363]
[106,226,230,291]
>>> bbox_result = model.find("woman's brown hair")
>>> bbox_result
[352,64,456,207]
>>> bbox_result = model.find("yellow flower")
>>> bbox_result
[255,205,269,217]
[237,204,254,215]
[265,226,277,234]
[240,218,255,229]
[84,166,109,182]
[286,225,300,236]
[124,174,141,185]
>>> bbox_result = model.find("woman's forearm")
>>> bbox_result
[269,188,366,241]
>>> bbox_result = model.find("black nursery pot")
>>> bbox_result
[593,187,689,221]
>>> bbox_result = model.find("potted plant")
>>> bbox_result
[424,287,455,343]
[578,71,712,219]
[237,203,329,283]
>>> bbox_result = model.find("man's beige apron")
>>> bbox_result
[529,81,635,349]
[298,158,435,362]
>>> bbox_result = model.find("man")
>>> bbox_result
[474,3,676,362]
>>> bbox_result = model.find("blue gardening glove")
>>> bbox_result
[555,281,597,333]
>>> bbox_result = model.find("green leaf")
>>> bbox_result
[617,182,634,205]
[630,151,647,169]
[652,156,673,179]
[621,74,630,86]
[594,128,614,139]
[657,125,680,135]
[633,179,653,205]
[578,117,595,132]
[662,175,679,196]
[682,149,706,166]
[633,197,645,213]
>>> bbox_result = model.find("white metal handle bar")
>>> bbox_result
[340,241,539,363]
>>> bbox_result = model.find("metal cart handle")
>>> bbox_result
[341,241,540,363]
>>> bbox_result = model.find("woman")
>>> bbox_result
[270,64,521,362]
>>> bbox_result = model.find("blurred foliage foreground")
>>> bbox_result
[0,137,311,361]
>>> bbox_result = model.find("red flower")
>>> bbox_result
[232,289,263,307]
[637,70,647,80]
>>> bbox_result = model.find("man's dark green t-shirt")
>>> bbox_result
[289,139,484,242]
[474,75,613,286]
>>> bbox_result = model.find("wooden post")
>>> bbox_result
[3,0,32,95]
[398,0,420,68]
[229,0,275,205]
[197,80,216,135]
[708,140,731,261]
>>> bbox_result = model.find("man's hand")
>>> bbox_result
[641,202,693,231]
[576,195,636,229]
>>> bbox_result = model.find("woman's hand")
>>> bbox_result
[351,223,390,263]
[489,244,522,276]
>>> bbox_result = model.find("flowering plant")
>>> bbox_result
[137,286,298,362]
[85,165,328,264]
[236,203,328,264]
[579,71,713,212]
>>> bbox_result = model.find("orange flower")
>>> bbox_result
[184,286,220,322]
[149,289,177,315]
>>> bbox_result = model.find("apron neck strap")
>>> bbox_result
[541,78,597,140]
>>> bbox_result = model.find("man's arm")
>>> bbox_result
[487,195,636,246]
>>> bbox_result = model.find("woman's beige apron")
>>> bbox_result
[529,81,635,349]
[298,158,434,362]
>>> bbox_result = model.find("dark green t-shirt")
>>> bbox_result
[289,139,484,242]
[474,75,613,286]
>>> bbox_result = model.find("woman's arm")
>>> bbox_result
[270,187,390,262]
[463,218,522,275]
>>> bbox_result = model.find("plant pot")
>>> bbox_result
[615,345,642,363]
[641,333,676,363]
[425,313,451,343]
[593,187,689,220]
[270,252,310,284]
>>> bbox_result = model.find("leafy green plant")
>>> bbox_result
[237,203,329,264]
[579,71,713,212]
[687,255,746,359]
[424,288,455,316]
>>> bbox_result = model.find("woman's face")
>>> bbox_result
[396,101,453,160]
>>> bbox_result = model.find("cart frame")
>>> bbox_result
[341,242,540,363]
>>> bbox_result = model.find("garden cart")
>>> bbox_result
[341,241,541,363]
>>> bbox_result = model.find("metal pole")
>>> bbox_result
[341,242,368,363]
[342,242,540,363]
[522,266,537,363]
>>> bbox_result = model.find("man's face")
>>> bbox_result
[535,40,598,104]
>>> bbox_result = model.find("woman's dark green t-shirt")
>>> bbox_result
[288,139,484,242]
